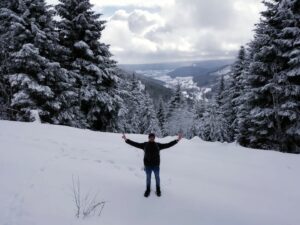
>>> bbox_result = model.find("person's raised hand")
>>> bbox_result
[122,133,127,141]
[177,133,183,141]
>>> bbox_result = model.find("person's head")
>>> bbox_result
[148,133,155,142]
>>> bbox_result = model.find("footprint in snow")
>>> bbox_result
[94,159,102,163]
[54,154,62,159]
[128,167,135,172]
[114,165,121,170]
[107,160,115,164]
[134,173,143,179]
[47,139,59,145]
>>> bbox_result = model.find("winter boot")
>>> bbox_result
[144,186,150,197]
[156,185,161,197]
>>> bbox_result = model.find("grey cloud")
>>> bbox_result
[104,0,263,64]
[127,11,157,33]
[170,0,237,30]
[144,25,174,43]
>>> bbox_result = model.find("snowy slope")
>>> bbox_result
[0,120,299,225]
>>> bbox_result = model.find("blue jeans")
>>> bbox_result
[144,166,160,187]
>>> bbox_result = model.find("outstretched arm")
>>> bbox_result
[122,133,145,150]
[158,133,183,150]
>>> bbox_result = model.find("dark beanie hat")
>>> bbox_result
[148,133,155,138]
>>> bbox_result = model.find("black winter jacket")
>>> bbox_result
[125,139,178,166]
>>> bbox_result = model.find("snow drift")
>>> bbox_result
[0,120,299,225]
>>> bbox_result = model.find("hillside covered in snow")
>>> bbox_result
[0,120,299,225]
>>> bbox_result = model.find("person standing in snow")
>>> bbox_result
[122,133,182,197]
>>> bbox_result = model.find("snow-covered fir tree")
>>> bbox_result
[241,0,300,152]
[197,75,233,142]
[165,83,183,135]
[164,84,196,138]
[235,46,253,147]
[216,75,225,106]
[230,46,247,137]
[140,93,162,136]
[0,0,77,122]
[167,102,196,139]
[220,76,235,142]
[113,72,132,133]
[241,1,279,150]
[166,83,183,118]
[157,97,167,136]
[55,0,122,132]
[193,100,206,135]
[165,83,180,133]
[198,100,231,142]
[273,0,300,152]
[117,73,145,134]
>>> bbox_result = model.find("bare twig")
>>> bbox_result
[71,176,105,219]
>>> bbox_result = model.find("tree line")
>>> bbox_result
[0,0,299,153]
[199,0,300,153]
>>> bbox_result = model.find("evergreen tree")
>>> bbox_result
[140,93,162,136]
[117,73,144,134]
[193,100,206,137]
[242,0,300,152]
[0,0,77,122]
[198,100,231,142]
[165,83,183,135]
[241,1,280,150]
[214,75,235,142]
[157,98,167,136]
[230,46,247,136]
[166,98,196,138]
[116,72,162,135]
[114,72,132,133]
[55,0,121,131]
[236,46,252,146]
[273,0,300,152]
[216,75,225,106]
[222,77,235,142]
[167,83,183,118]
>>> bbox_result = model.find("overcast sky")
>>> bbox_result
[47,0,264,64]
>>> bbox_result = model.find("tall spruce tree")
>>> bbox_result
[118,73,145,134]
[242,1,280,150]
[55,0,121,131]
[273,0,300,152]
[216,75,225,106]
[198,100,231,142]
[165,83,183,136]
[236,46,252,146]
[140,93,162,136]
[0,0,76,122]
[222,77,235,142]
[157,97,167,136]
[243,0,300,152]
[167,83,183,118]
[230,46,247,136]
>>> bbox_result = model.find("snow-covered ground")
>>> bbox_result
[1,120,299,225]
